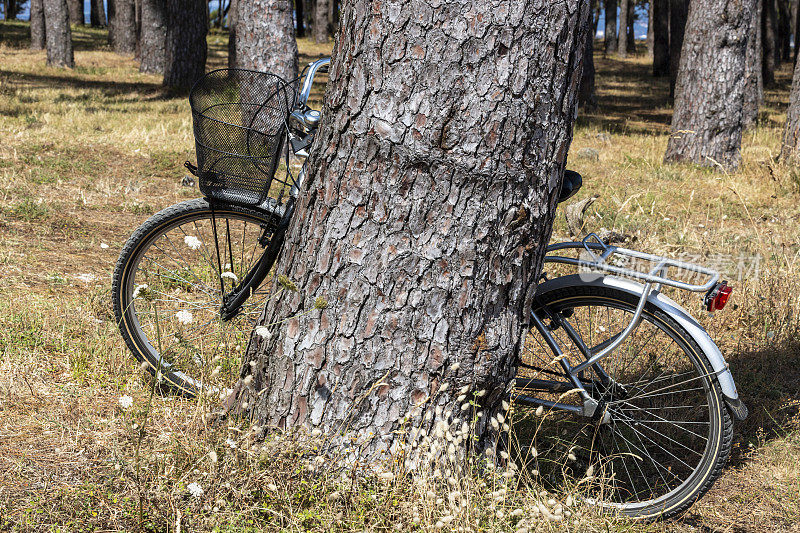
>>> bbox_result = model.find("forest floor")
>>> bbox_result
[0,21,799,532]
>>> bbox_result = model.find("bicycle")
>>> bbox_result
[111,57,748,520]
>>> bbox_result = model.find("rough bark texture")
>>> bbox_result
[312,0,328,43]
[763,0,777,86]
[233,0,298,81]
[30,0,47,49]
[604,0,617,54]
[668,0,689,99]
[109,0,137,54]
[665,0,755,170]
[67,0,83,24]
[579,26,597,110]
[295,0,305,38]
[43,0,74,68]
[90,0,106,26]
[780,52,800,159]
[227,0,238,68]
[243,0,591,463]
[618,0,629,57]
[653,0,669,76]
[163,0,207,88]
[744,0,763,127]
[139,0,166,74]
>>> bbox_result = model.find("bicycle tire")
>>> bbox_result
[112,198,282,396]
[513,281,733,520]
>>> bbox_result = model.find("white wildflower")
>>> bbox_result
[243,374,253,386]
[535,405,544,417]
[176,310,193,324]
[100,242,109,249]
[267,483,278,492]
[132,284,148,299]
[226,438,237,449]
[208,451,218,463]
[187,482,204,498]
[255,326,272,340]
[118,395,133,409]
[184,235,202,250]
[221,271,238,283]
[378,472,395,481]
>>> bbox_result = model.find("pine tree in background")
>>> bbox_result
[604,0,617,54]
[30,0,47,50]
[109,0,137,54]
[90,0,106,26]
[233,0,298,81]
[313,0,329,43]
[781,51,800,159]
[67,0,83,24]
[139,0,166,74]
[743,0,763,128]
[652,0,669,76]
[43,0,74,68]
[668,0,689,100]
[163,0,207,89]
[618,0,629,57]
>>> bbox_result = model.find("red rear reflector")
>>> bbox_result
[705,282,733,312]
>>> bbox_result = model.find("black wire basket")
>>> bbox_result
[189,69,298,207]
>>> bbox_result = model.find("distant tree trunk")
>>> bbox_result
[295,0,305,38]
[139,0,166,74]
[794,0,800,64]
[43,0,74,68]
[604,0,617,54]
[653,0,670,76]
[626,0,635,53]
[778,0,791,61]
[327,0,337,34]
[580,25,597,110]
[744,0,763,127]
[227,0,237,68]
[241,0,592,464]
[3,0,18,19]
[67,0,83,24]
[763,0,777,86]
[90,0,106,26]
[30,0,47,49]
[593,0,601,36]
[781,52,800,159]
[665,0,754,170]
[163,0,207,88]
[669,0,690,100]
[618,0,629,57]
[134,0,142,59]
[109,0,136,54]
[647,0,654,56]
[312,0,328,43]
[233,0,297,81]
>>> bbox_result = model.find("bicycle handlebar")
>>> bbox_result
[298,58,331,106]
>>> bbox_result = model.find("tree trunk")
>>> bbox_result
[3,0,18,19]
[295,0,305,38]
[781,51,800,159]
[647,0,654,57]
[778,0,791,61]
[241,0,591,464]
[90,0,106,26]
[134,0,142,59]
[327,0,337,34]
[653,0,670,76]
[626,0,635,53]
[139,0,166,74]
[30,0,47,49]
[763,0,777,86]
[43,0,74,68]
[163,0,207,88]
[593,0,601,36]
[618,0,629,57]
[233,0,297,81]
[604,0,617,54]
[665,0,755,171]
[580,25,597,111]
[67,0,83,24]
[227,0,237,68]
[312,0,328,43]
[744,0,763,128]
[794,0,800,64]
[669,0,689,100]
[109,0,136,54]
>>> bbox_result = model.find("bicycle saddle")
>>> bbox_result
[559,169,582,203]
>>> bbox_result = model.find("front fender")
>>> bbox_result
[537,274,748,420]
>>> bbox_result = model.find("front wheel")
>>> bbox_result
[513,281,733,520]
[112,198,282,396]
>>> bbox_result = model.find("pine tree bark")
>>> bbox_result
[580,25,597,110]
[312,0,328,43]
[665,0,755,170]
[668,0,689,100]
[90,0,106,26]
[778,0,791,61]
[30,0,47,49]
[763,0,777,86]
[604,0,617,54]
[653,0,669,76]
[139,0,166,74]
[618,0,629,57]
[233,0,298,81]
[241,0,591,463]
[781,51,800,159]
[626,0,635,53]
[227,0,238,68]
[109,0,137,54]
[163,0,207,88]
[744,0,763,128]
[43,0,74,68]
[295,0,305,38]
[647,0,654,56]
[327,0,337,34]
[67,0,83,24]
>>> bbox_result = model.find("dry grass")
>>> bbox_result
[0,25,798,531]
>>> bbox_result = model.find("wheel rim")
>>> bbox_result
[120,210,274,394]
[513,294,720,514]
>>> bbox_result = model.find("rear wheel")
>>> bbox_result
[512,281,732,520]
[112,198,281,396]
